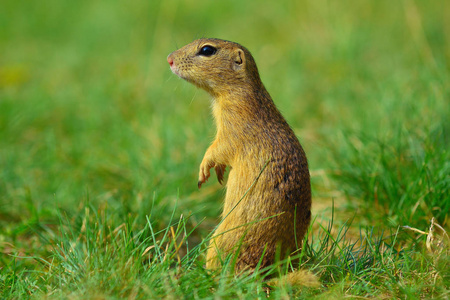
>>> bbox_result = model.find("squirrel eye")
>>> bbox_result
[198,45,217,56]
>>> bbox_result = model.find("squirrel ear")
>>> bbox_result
[232,49,245,70]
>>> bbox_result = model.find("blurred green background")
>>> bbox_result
[1,0,449,267]
[1,0,449,297]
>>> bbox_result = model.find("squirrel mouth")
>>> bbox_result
[170,65,189,81]
[169,65,180,76]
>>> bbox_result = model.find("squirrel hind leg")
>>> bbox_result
[267,269,320,288]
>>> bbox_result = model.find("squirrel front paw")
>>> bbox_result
[198,159,214,189]
[215,164,226,184]
[198,162,226,188]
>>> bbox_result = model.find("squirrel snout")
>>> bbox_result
[167,56,174,67]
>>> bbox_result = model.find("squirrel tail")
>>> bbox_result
[267,269,320,288]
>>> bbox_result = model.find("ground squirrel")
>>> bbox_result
[167,38,312,273]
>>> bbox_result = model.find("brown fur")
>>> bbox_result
[167,38,311,272]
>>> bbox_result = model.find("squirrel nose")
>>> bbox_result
[167,56,174,66]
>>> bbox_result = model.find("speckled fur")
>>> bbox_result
[168,38,311,272]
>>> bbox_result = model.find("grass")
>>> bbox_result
[1,0,449,298]
[2,203,448,298]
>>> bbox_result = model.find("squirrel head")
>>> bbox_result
[167,38,262,97]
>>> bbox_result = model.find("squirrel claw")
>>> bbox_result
[198,176,207,189]
[215,164,226,185]
[198,172,209,189]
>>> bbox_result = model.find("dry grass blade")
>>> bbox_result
[403,217,449,256]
